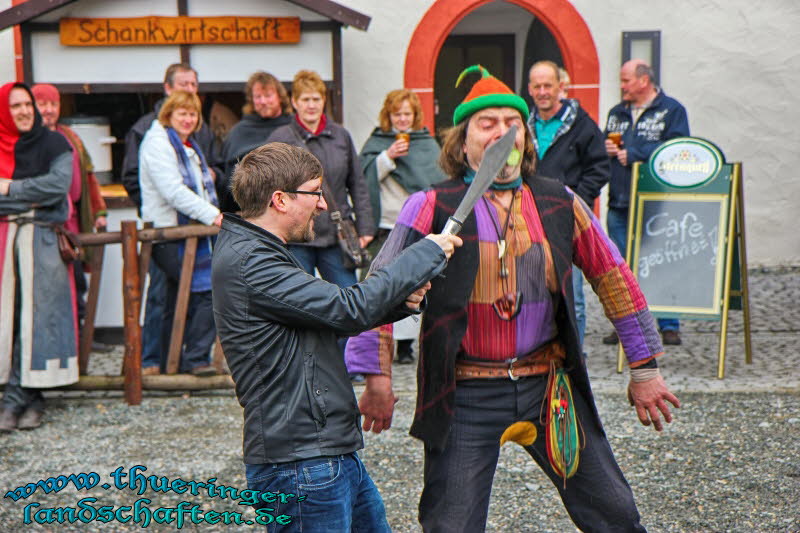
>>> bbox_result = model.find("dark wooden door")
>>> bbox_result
[434,34,515,136]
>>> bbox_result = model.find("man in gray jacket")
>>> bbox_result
[211,142,460,532]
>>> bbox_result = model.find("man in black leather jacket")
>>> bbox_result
[211,142,461,531]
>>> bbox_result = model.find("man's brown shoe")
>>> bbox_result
[661,330,682,346]
[16,407,42,431]
[602,331,619,345]
[0,408,17,433]
[142,366,160,376]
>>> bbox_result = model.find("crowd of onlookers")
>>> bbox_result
[0,56,688,432]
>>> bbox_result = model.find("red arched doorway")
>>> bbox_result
[404,0,600,132]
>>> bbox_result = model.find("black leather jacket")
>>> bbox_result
[212,214,447,464]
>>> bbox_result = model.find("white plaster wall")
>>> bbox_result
[337,0,435,151]
[338,0,800,267]
[0,0,14,82]
[0,0,796,265]
[569,0,800,266]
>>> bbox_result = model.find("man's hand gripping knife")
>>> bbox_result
[360,233,463,434]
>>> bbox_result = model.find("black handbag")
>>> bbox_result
[330,210,371,270]
[321,185,371,270]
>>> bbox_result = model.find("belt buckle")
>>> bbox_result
[507,364,519,381]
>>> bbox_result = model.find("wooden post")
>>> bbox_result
[165,237,197,374]
[734,166,753,365]
[120,220,142,405]
[79,227,105,374]
[212,337,227,374]
[68,374,235,390]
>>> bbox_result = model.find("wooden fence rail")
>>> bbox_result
[75,221,232,405]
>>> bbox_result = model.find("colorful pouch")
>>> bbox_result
[541,364,582,487]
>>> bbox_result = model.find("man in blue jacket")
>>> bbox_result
[527,60,610,347]
[604,59,690,346]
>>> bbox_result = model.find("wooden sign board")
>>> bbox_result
[60,17,301,46]
[618,137,752,378]
[626,138,732,319]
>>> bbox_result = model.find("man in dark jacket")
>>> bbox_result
[604,59,690,346]
[212,142,460,531]
[121,63,222,207]
[527,60,610,347]
[218,71,292,212]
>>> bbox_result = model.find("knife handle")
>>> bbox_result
[442,217,462,236]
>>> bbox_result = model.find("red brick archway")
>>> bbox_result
[404,0,600,132]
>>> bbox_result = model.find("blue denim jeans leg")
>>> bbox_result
[245,453,391,533]
[607,207,679,333]
[287,244,357,289]
[141,261,166,369]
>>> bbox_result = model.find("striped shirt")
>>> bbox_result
[344,183,663,374]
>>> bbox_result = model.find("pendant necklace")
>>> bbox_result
[484,192,515,278]
[483,192,523,320]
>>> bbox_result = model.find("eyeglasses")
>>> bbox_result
[284,190,323,199]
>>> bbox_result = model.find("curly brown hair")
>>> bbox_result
[438,117,536,178]
[242,71,292,116]
[378,89,423,132]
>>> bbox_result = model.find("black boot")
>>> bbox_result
[397,340,415,364]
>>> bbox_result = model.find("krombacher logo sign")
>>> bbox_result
[650,138,723,188]
[60,17,301,46]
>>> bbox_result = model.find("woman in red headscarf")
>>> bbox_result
[0,82,76,433]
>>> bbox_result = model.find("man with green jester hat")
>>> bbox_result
[345,65,680,532]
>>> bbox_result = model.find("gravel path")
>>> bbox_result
[0,391,797,532]
[1,268,798,532]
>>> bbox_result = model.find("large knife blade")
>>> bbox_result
[442,125,518,235]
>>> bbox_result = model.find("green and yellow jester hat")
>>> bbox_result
[452,65,530,125]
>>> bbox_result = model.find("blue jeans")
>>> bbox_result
[151,242,215,372]
[288,244,358,288]
[245,453,391,533]
[141,261,166,369]
[607,208,679,332]
[419,378,645,532]
[572,267,586,347]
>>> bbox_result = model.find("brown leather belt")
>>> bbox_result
[455,341,565,381]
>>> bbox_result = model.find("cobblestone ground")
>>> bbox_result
[0,268,797,532]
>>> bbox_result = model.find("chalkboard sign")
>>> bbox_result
[619,137,752,378]
[632,194,728,315]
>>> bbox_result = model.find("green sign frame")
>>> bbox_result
[617,137,752,378]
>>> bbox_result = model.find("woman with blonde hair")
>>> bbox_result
[268,69,375,381]
[357,89,445,363]
[139,90,221,376]
[267,71,373,286]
